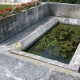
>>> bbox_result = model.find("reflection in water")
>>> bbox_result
[25,23,80,64]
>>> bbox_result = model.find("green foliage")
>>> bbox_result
[35,23,80,59]
[0,5,12,10]
[47,0,80,4]
[0,2,40,19]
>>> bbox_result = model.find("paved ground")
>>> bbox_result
[0,53,50,80]
[48,71,80,80]
[0,52,80,80]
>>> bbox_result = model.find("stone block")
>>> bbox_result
[77,20,80,25]
[64,18,69,24]
[0,28,4,34]
[12,22,17,29]
[10,14,16,23]
[27,8,33,16]
[49,2,80,19]
[69,19,77,25]
[15,11,25,21]
[5,16,12,24]
[21,31,40,50]
[0,18,7,27]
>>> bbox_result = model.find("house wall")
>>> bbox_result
[16,0,31,2]
[0,0,31,2]
[0,0,4,2]
[0,0,13,2]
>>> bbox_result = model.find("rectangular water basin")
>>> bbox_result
[24,23,80,64]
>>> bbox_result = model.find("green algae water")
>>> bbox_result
[25,23,80,64]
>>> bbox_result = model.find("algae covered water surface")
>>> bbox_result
[25,23,80,64]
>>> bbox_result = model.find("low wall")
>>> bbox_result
[0,3,49,42]
[1,2,80,43]
[55,17,80,25]
[49,2,80,19]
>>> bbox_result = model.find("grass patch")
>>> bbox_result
[0,5,12,10]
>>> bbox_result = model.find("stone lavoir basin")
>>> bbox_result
[1,2,80,80]
[24,23,80,64]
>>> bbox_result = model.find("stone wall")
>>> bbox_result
[49,2,80,19]
[0,3,49,42]
[1,2,80,43]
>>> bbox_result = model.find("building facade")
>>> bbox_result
[0,0,31,2]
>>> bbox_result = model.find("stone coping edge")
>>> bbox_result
[10,50,78,72]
